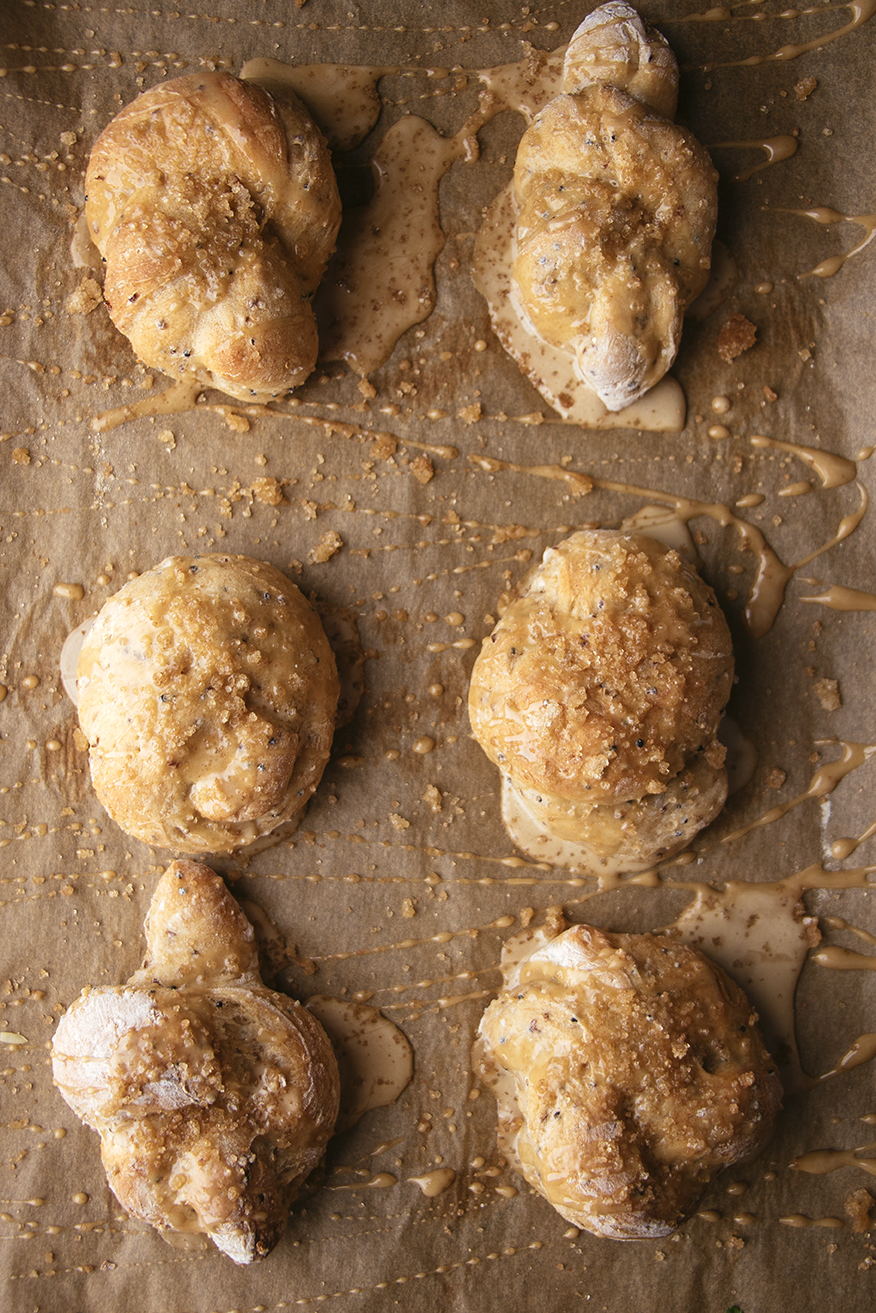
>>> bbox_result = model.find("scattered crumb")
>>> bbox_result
[301,499,318,521]
[795,76,817,100]
[60,130,78,147]
[371,433,398,460]
[389,813,410,831]
[358,378,377,399]
[11,448,30,465]
[846,1189,874,1234]
[251,476,284,506]
[223,411,250,433]
[457,403,482,424]
[422,784,443,813]
[718,313,757,363]
[798,347,812,362]
[813,677,841,711]
[519,907,535,928]
[725,1235,745,1251]
[401,898,416,919]
[157,429,176,449]
[409,455,434,484]
[309,531,343,564]
[763,385,778,403]
[65,277,103,316]
[766,768,787,790]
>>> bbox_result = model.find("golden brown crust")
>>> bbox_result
[474,923,782,1239]
[469,531,733,872]
[563,2,679,119]
[52,861,340,1265]
[511,4,717,411]
[77,554,339,854]
[85,72,341,401]
[470,531,733,801]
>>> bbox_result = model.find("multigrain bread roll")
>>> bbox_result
[76,554,339,854]
[52,861,340,1264]
[511,2,718,409]
[85,71,341,401]
[474,922,782,1239]
[468,530,733,873]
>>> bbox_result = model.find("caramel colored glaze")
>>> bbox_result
[823,916,876,946]
[304,996,413,1132]
[407,1168,456,1198]
[750,435,857,489]
[619,506,698,558]
[316,117,460,375]
[92,379,202,433]
[800,583,876,612]
[471,183,686,431]
[787,206,876,278]
[721,740,876,846]
[812,947,876,971]
[707,135,798,182]
[664,864,876,1094]
[241,60,391,153]
[779,1214,844,1228]
[687,0,876,71]
[471,452,866,636]
[328,1171,398,1192]
[663,880,817,1094]
[793,1141,876,1177]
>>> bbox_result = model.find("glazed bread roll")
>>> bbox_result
[53,861,340,1264]
[474,922,782,1239]
[468,530,733,873]
[85,72,341,401]
[512,2,718,410]
[76,554,339,853]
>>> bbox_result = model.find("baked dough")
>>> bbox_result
[52,860,340,1264]
[468,530,733,872]
[511,2,718,410]
[85,71,341,401]
[474,922,782,1239]
[77,554,339,853]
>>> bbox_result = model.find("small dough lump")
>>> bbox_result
[77,554,339,853]
[474,922,782,1239]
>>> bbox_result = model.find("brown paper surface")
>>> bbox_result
[2,2,875,1310]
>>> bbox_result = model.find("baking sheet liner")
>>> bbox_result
[1,2,875,1310]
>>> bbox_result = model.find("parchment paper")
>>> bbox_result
[1,3,875,1311]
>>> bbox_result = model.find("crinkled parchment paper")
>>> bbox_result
[1,2,875,1311]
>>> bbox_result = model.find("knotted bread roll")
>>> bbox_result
[85,72,341,401]
[474,922,782,1239]
[468,530,733,873]
[53,861,341,1264]
[512,2,718,410]
[76,554,339,854]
